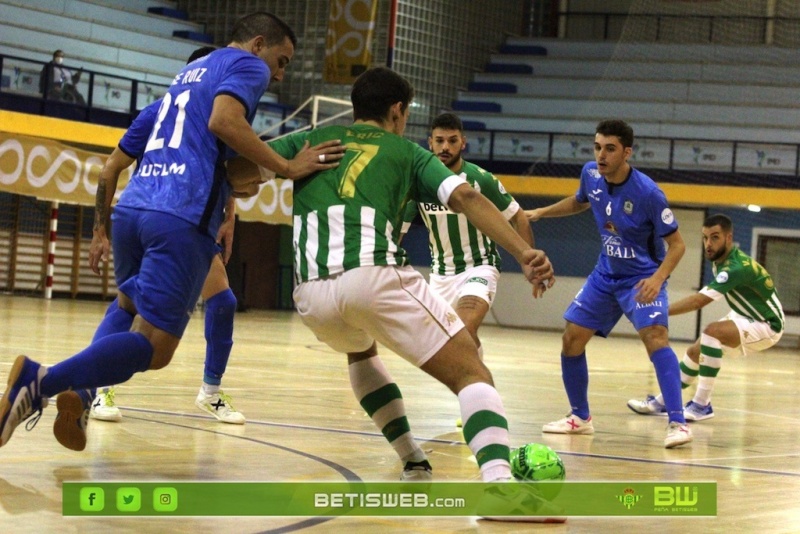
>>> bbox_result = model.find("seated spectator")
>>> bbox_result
[39,49,85,104]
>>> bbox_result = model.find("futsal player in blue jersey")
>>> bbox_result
[526,119,692,448]
[0,12,345,451]
[87,47,249,425]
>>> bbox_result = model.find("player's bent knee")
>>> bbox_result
[148,349,175,370]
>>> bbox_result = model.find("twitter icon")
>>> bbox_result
[117,487,141,512]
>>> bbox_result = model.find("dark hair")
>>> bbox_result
[187,46,216,64]
[596,119,634,148]
[53,50,64,58]
[351,67,414,122]
[229,12,297,48]
[430,112,463,133]
[703,213,733,232]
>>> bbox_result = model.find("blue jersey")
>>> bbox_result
[576,162,678,279]
[117,47,269,238]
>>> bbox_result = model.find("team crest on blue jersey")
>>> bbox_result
[604,221,618,234]
[623,199,634,214]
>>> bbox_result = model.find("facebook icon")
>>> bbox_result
[79,487,105,512]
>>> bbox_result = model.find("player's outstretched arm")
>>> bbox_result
[448,184,555,290]
[525,195,588,221]
[669,293,713,316]
[89,147,134,275]
[208,95,345,180]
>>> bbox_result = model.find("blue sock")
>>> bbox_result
[40,332,154,397]
[92,298,134,343]
[562,353,590,420]
[203,289,236,386]
[651,346,686,424]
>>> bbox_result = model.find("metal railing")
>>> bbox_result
[409,123,800,179]
[0,53,301,133]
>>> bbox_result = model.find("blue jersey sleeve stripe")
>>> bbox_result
[661,227,678,238]
[118,143,139,160]
[216,90,253,118]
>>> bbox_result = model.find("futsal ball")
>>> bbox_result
[510,442,565,489]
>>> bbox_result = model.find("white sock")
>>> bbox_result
[349,357,425,463]
[458,382,511,482]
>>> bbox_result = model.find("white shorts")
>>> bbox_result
[722,310,783,356]
[429,265,500,307]
[293,265,465,367]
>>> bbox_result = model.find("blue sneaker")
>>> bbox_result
[53,389,93,451]
[684,400,714,422]
[0,355,49,447]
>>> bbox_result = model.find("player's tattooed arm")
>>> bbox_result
[89,148,135,274]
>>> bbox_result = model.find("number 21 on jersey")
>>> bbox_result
[144,89,191,153]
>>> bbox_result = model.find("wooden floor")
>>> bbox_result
[0,294,798,533]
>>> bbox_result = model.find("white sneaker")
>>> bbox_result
[627,395,667,416]
[195,389,246,424]
[89,387,122,422]
[542,413,594,435]
[479,480,567,523]
[664,421,693,449]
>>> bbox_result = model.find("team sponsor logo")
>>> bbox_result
[604,221,618,234]
[624,199,634,214]
[661,208,675,224]
[466,277,488,286]
[420,202,453,214]
[446,311,458,325]
[497,181,507,195]
[602,235,636,259]
[648,312,662,318]
[635,300,663,309]
[715,271,729,284]
[588,168,601,178]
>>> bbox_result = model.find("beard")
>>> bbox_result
[706,248,726,262]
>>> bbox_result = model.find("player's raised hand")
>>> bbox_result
[285,140,346,180]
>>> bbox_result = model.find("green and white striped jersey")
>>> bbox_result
[268,124,463,282]
[700,246,784,333]
[401,160,519,276]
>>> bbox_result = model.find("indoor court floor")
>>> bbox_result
[0,294,798,533]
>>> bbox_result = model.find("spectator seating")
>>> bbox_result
[453,36,800,143]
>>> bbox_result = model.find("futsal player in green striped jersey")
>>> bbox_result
[400,113,535,427]
[628,213,784,421]
[268,67,557,497]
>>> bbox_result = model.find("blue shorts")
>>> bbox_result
[563,269,669,338]
[111,207,217,338]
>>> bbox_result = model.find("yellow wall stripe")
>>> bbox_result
[0,110,125,149]
[1,110,797,209]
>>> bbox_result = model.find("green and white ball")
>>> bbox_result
[510,443,565,498]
